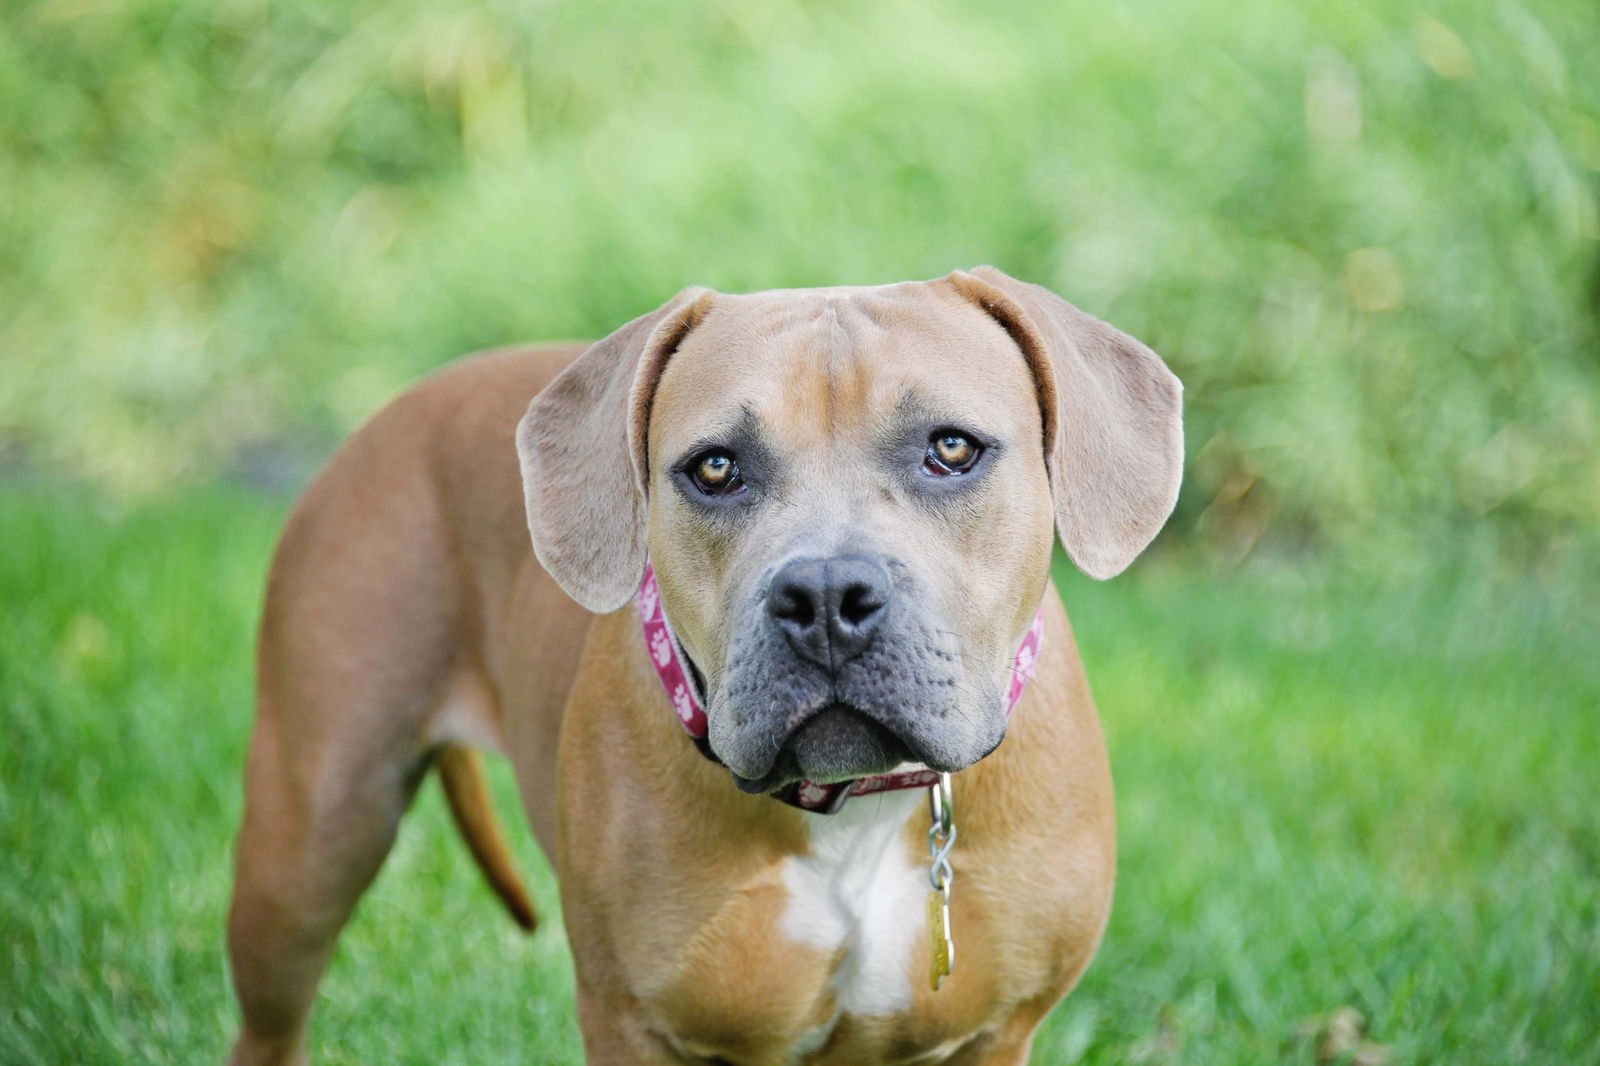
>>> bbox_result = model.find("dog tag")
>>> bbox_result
[927,887,953,990]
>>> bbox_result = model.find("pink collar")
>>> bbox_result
[637,563,1045,814]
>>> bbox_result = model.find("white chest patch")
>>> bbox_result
[779,789,926,1026]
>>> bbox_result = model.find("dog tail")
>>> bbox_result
[436,745,538,932]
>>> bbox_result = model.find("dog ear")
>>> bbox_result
[517,287,716,612]
[948,266,1183,579]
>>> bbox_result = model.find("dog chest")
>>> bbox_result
[640,788,980,1064]
[778,789,928,1021]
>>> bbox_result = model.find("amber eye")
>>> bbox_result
[690,451,744,495]
[925,432,981,475]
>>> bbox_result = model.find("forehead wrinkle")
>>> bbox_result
[825,298,878,442]
[671,295,936,474]
[768,302,863,455]
[824,304,845,439]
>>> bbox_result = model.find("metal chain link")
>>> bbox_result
[927,773,956,890]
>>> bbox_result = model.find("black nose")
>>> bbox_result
[767,557,892,668]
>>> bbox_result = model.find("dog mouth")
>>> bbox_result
[729,703,913,795]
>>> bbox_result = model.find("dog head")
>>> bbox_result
[518,268,1182,793]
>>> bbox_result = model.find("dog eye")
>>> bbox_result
[690,450,744,495]
[924,432,981,476]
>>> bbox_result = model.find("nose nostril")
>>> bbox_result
[771,586,817,629]
[838,583,883,629]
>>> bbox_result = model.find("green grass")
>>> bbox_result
[2,485,1595,1063]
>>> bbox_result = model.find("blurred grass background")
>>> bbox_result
[4,0,1598,564]
[2,0,1598,1062]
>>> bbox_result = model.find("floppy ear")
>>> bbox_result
[948,266,1183,579]
[516,287,716,612]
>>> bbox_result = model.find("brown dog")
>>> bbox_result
[225,267,1183,1065]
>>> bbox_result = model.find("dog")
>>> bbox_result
[225,266,1183,1065]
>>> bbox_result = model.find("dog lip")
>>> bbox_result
[727,702,912,792]
[711,697,828,785]
[729,766,789,794]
